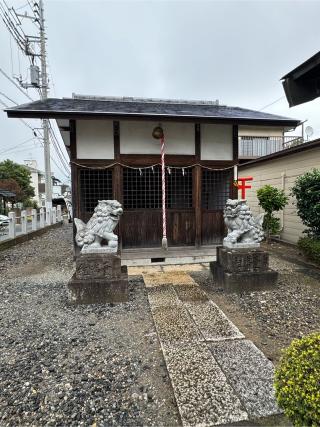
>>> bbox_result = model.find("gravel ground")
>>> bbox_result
[0,225,180,426]
[192,250,320,364]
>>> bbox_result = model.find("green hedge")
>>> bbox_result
[298,237,320,265]
[274,332,320,426]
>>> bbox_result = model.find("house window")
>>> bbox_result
[201,169,232,210]
[79,169,113,213]
[123,166,193,209]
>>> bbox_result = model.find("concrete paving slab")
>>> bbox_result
[174,285,209,302]
[147,285,180,308]
[127,265,162,276]
[143,271,196,288]
[185,301,244,341]
[162,264,206,272]
[209,339,280,418]
[163,342,248,426]
[152,306,202,344]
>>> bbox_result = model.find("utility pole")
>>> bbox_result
[39,0,52,207]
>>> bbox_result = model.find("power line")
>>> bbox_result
[0,98,38,136]
[48,122,69,164]
[0,94,70,175]
[0,67,34,101]
[0,136,38,155]
[259,96,285,111]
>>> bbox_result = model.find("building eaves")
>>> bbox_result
[5,97,300,127]
[281,51,320,80]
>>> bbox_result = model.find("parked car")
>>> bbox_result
[0,215,10,226]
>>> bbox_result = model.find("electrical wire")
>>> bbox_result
[0,98,38,136]
[0,136,38,155]
[0,67,34,101]
[48,122,69,164]
[259,96,285,111]
[0,95,70,176]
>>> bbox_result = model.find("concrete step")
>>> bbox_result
[144,270,280,426]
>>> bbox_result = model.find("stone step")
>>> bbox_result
[144,270,279,426]
[163,342,248,426]
[185,300,245,342]
[209,340,280,418]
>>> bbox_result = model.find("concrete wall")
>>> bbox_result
[239,145,320,244]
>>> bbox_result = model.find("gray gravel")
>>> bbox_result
[0,225,180,426]
[191,253,320,363]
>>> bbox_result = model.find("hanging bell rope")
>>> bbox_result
[152,125,168,250]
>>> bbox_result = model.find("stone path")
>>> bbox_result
[142,270,280,426]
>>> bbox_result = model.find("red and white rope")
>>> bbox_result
[160,136,167,246]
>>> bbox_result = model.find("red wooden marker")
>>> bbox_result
[235,176,253,199]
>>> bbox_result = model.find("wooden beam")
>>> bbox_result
[194,165,202,247]
[69,120,80,256]
[113,120,123,249]
[69,119,77,160]
[232,124,239,198]
[194,123,201,246]
[119,154,196,166]
[233,124,239,162]
[195,123,201,160]
[113,120,120,161]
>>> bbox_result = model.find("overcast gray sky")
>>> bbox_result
[1,0,320,182]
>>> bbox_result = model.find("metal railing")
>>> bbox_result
[239,136,304,158]
[1,205,62,240]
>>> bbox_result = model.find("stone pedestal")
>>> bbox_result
[68,253,128,304]
[210,246,278,292]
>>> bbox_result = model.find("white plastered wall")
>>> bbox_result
[239,146,320,244]
[76,120,114,159]
[201,124,233,160]
[120,121,195,155]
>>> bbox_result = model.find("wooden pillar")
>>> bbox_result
[194,123,202,247]
[69,119,80,256]
[113,121,123,249]
[232,124,239,199]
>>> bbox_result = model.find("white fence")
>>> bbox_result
[4,205,62,240]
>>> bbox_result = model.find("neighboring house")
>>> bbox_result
[6,95,299,251]
[23,159,45,206]
[0,188,16,214]
[238,126,302,161]
[239,138,320,244]
[23,160,70,207]
[52,177,70,199]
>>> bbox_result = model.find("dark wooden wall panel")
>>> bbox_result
[201,210,225,245]
[121,210,162,248]
[121,209,196,248]
[167,210,195,246]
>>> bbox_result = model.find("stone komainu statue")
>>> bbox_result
[74,200,123,253]
[223,199,264,246]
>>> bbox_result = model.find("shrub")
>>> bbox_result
[291,169,320,238]
[298,237,320,265]
[274,332,320,426]
[257,185,288,242]
[23,199,38,209]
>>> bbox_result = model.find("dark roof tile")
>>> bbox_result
[5,97,300,126]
